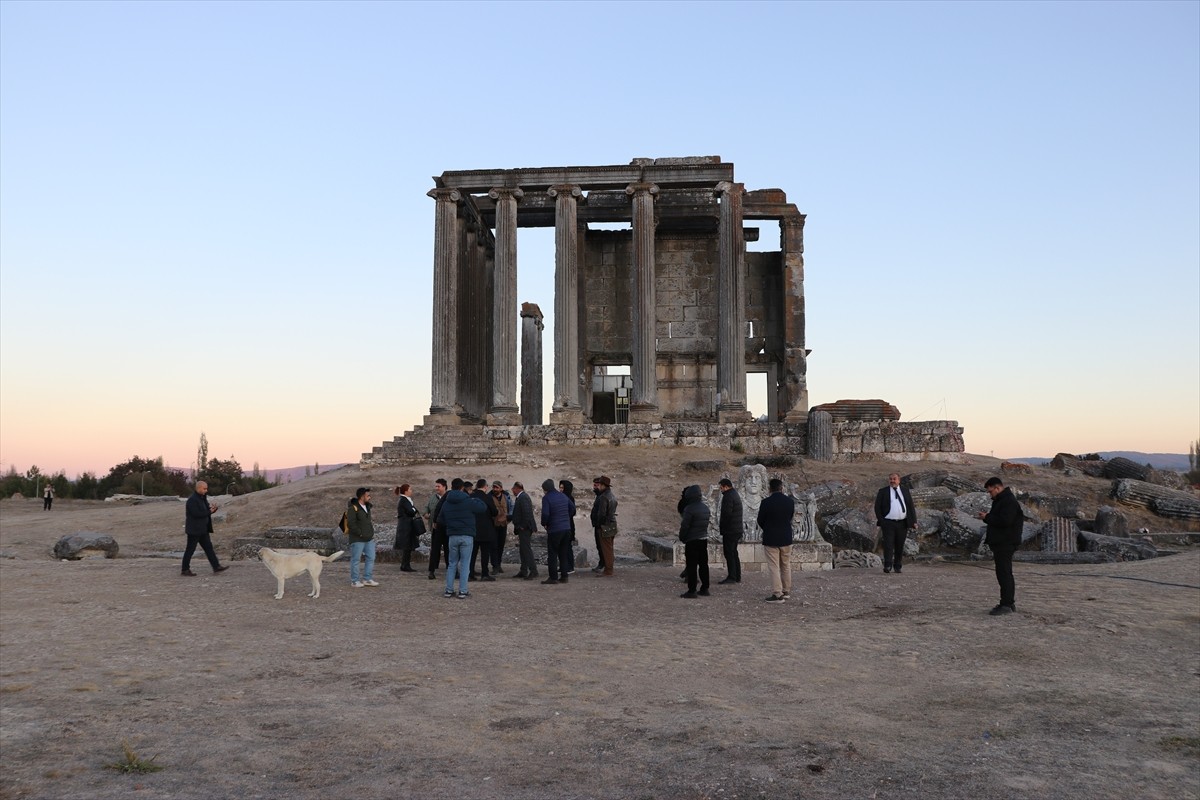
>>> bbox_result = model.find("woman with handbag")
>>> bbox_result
[394,484,423,572]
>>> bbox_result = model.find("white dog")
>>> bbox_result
[259,548,345,600]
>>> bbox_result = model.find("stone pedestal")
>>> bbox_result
[549,409,586,424]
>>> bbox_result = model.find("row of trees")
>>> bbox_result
[2,433,284,500]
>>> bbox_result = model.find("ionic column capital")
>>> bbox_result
[488,187,525,201]
[427,187,461,202]
[547,184,582,199]
[625,182,660,198]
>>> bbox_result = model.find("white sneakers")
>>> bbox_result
[351,581,364,588]
[362,579,380,587]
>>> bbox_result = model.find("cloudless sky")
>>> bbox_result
[1,0,1197,478]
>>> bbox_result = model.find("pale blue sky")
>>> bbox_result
[1,0,1197,476]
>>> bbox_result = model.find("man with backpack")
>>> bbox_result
[345,487,377,588]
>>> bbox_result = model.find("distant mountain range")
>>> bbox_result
[257,463,352,483]
[1006,452,1191,472]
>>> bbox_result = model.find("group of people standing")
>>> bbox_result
[333,470,1024,615]
[342,475,619,599]
[677,476,797,602]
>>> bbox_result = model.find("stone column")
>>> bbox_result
[520,302,544,426]
[548,184,585,424]
[486,187,523,424]
[781,214,809,422]
[627,182,660,423]
[426,187,462,425]
[716,181,751,423]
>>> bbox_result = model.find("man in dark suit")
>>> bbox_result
[182,480,228,576]
[978,476,1024,615]
[873,472,917,574]
[717,478,743,584]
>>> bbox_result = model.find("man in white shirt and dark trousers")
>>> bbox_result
[873,472,917,574]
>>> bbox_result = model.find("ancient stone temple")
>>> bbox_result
[365,156,965,465]
[425,156,809,427]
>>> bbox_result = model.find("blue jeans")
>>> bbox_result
[349,539,376,583]
[446,535,473,594]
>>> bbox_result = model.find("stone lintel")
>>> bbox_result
[436,162,734,194]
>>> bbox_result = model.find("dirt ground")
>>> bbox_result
[2,452,1198,799]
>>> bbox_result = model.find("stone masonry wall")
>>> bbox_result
[363,420,965,465]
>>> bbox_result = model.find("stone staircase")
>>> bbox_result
[363,424,521,465]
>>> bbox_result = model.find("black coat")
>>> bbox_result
[756,491,795,547]
[678,485,710,543]
[395,495,419,550]
[874,485,917,528]
[511,491,536,533]
[719,488,743,540]
[184,491,214,537]
[472,488,498,542]
[984,487,1024,548]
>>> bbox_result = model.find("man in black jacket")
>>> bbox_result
[978,477,1023,615]
[873,472,917,574]
[510,482,538,579]
[182,480,228,576]
[717,478,743,584]
[469,479,498,581]
[757,478,795,603]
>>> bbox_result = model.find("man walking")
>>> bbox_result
[978,477,1023,615]
[510,482,539,579]
[540,479,574,584]
[346,487,378,588]
[182,480,228,576]
[874,472,917,574]
[717,478,743,584]
[590,476,618,576]
[757,478,795,602]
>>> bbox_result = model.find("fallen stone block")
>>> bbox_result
[53,533,119,560]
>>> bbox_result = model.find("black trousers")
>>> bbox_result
[880,519,909,569]
[593,527,607,570]
[428,529,449,572]
[992,544,1016,606]
[470,541,493,577]
[721,536,741,581]
[516,528,538,576]
[183,532,220,571]
[547,530,572,580]
[684,539,710,592]
[491,526,507,571]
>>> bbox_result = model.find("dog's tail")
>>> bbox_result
[323,550,346,562]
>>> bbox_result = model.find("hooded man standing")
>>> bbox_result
[678,484,711,598]
[540,479,574,585]
[978,477,1024,615]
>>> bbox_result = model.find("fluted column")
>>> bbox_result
[486,187,522,425]
[548,184,585,423]
[781,214,809,422]
[426,187,461,424]
[627,182,660,423]
[716,181,751,422]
